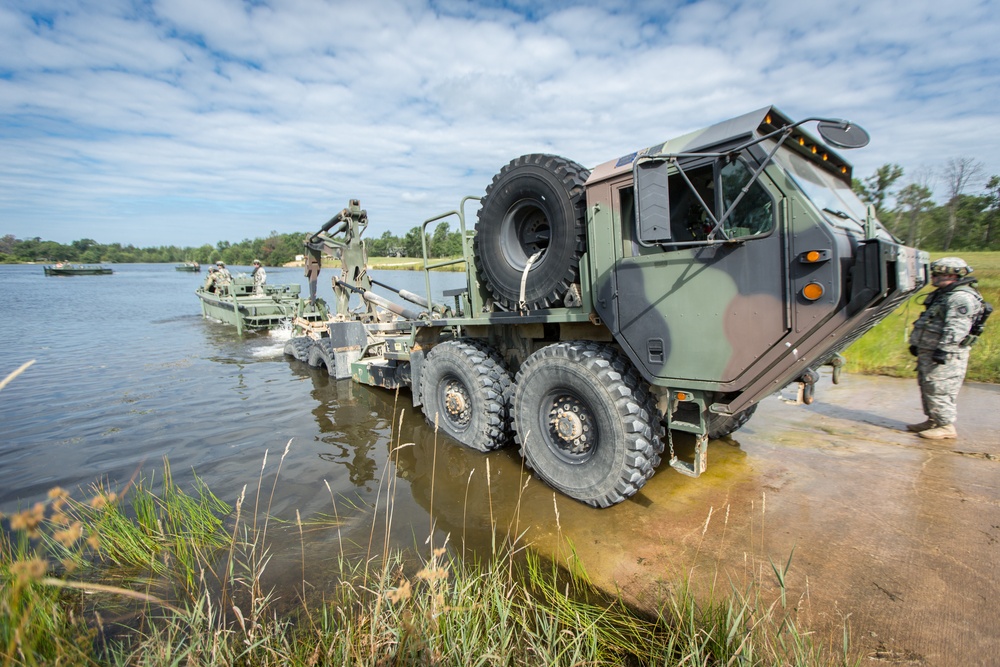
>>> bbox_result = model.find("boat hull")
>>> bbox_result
[44,265,113,276]
[196,280,325,332]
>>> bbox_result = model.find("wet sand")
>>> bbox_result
[511,373,999,666]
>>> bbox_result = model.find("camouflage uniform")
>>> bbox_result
[215,263,232,288]
[908,279,983,432]
[203,266,218,292]
[251,262,267,295]
[304,243,322,302]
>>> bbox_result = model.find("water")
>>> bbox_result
[0,264,513,575]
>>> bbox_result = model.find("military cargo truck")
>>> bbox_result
[285,106,929,507]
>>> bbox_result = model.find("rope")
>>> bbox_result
[519,251,542,313]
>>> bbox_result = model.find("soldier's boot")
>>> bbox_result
[906,420,936,432]
[918,423,957,440]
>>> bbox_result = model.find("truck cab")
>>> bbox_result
[583,106,926,419]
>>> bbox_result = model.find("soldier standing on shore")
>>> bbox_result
[907,257,986,440]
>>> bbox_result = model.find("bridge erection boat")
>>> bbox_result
[43,263,113,276]
[195,275,326,334]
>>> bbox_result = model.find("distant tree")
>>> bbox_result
[894,182,935,247]
[853,163,904,217]
[941,158,985,250]
[369,230,399,257]
[402,227,428,258]
[430,222,462,258]
[984,175,1000,249]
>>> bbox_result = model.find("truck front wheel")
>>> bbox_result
[513,342,663,508]
[419,340,513,452]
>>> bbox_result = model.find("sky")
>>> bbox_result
[2,0,999,248]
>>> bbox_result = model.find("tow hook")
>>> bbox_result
[828,353,846,384]
[795,368,820,405]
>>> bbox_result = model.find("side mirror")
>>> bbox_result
[817,120,870,149]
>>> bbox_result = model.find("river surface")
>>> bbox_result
[0,263,513,576]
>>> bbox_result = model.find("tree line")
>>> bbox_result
[0,222,466,266]
[3,157,998,265]
[852,157,999,250]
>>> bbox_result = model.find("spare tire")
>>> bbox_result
[474,154,590,311]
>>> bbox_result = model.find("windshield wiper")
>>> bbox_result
[823,207,852,219]
[822,206,869,234]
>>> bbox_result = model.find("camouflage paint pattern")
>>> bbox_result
[582,106,927,416]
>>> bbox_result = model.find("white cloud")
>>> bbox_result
[0,0,998,245]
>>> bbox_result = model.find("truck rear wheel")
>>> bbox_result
[474,154,589,310]
[513,342,663,507]
[419,340,513,452]
[283,336,314,362]
[706,404,757,439]
[307,338,336,375]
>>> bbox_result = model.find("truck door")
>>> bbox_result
[602,154,791,386]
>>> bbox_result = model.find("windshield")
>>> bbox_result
[768,141,880,233]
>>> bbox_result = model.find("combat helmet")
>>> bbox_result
[930,256,972,276]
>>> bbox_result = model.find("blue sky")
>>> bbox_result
[2,0,999,247]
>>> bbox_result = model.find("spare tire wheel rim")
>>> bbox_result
[500,199,550,271]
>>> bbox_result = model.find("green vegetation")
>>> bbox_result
[853,159,1000,251]
[1,434,860,666]
[0,221,467,267]
[844,252,999,383]
[367,255,466,271]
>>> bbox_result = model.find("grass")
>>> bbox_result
[0,433,862,666]
[844,251,1000,383]
[366,256,467,272]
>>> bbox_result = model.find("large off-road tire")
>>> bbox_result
[419,340,513,452]
[513,342,664,508]
[283,336,314,362]
[306,338,336,375]
[706,404,757,439]
[474,154,590,311]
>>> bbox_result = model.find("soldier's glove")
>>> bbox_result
[932,349,948,365]
[909,345,918,357]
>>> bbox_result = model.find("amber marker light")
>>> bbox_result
[675,391,690,401]
[802,282,825,301]
[805,250,822,263]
